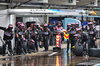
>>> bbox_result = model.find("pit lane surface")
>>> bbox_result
[0,39,100,66]
[0,43,99,66]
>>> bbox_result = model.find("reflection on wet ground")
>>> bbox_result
[0,49,98,66]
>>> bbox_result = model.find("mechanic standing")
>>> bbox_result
[66,23,71,52]
[27,22,35,53]
[55,21,63,48]
[38,25,43,48]
[75,22,79,28]
[69,23,76,50]
[15,22,21,54]
[88,22,97,48]
[16,23,27,54]
[48,22,54,46]
[0,24,14,56]
[32,23,39,52]
[43,24,50,51]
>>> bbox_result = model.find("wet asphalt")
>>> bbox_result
[0,48,99,66]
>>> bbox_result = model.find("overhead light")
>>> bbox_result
[76,1,79,2]
[30,12,55,15]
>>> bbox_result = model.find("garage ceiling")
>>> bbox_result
[13,0,48,3]
[13,0,96,6]
[0,0,99,9]
[76,0,96,6]
[48,0,76,5]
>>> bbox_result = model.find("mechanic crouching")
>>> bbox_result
[75,28,88,44]
[75,28,89,55]
[0,24,14,56]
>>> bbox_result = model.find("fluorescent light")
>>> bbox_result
[76,1,79,2]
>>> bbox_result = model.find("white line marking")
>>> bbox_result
[48,52,57,56]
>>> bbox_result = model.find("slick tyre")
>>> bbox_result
[53,47,61,52]
[30,43,35,51]
[89,48,100,57]
[0,46,3,54]
[22,42,27,53]
[75,43,84,56]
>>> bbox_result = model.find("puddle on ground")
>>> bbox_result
[0,49,97,66]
